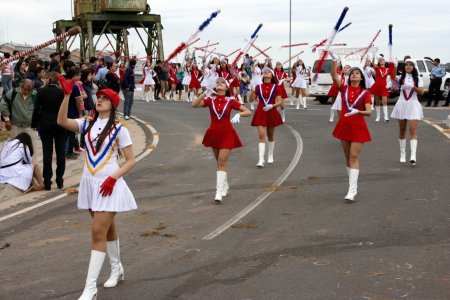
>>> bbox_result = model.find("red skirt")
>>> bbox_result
[202,125,243,149]
[278,84,288,99]
[251,104,284,127]
[328,83,339,97]
[332,116,371,143]
[369,81,388,97]
[189,77,201,89]
[230,77,240,88]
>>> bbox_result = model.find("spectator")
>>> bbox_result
[175,63,184,100]
[33,67,47,90]
[11,50,20,71]
[49,52,60,72]
[159,61,169,99]
[1,52,14,94]
[0,132,45,192]
[63,50,71,60]
[105,62,120,93]
[238,64,250,103]
[14,59,27,88]
[426,58,447,107]
[121,59,136,120]
[31,72,67,190]
[65,68,82,159]
[80,69,95,114]
[0,80,39,160]
[153,60,163,100]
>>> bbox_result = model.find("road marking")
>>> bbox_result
[0,117,159,223]
[422,119,450,140]
[202,125,303,240]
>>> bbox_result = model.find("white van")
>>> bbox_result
[308,47,371,104]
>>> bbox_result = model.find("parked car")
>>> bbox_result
[394,57,450,99]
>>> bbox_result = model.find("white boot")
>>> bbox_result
[383,105,389,122]
[250,102,255,110]
[290,98,294,105]
[222,171,229,197]
[215,170,226,203]
[302,96,307,109]
[296,97,300,109]
[267,141,275,164]
[375,106,381,122]
[329,108,335,122]
[78,250,106,300]
[344,168,359,202]
[257,143,266,167]
[104,240,124,288]
[281,109,286,122]
[410,139,417,165]
[399,139,406,163]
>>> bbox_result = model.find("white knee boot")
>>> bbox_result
[215,171,226,203]
[250,102,255,110]
[399,139,406,163]
[104,240,124,288]
[329,107,335,122]
[267,141,275,164]
[410,139,417,165]
[345,168,359,202]
[281,108,286,122]
[375,106,381,122]
[302,96,307,109]
[78,250,106,300]
[383,105,389,122]
[296,97,300,109]
[222,171,229,197]
[257,143,266,167]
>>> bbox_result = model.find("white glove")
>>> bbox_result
[344,108,359,117]
[231,113,241,123]
[401,83,414,90]
[263,104,273,111]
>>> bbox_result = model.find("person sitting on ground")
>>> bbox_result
[0,132,45,192]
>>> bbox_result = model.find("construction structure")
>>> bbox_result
[53,0,164,62]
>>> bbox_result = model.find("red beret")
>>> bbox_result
[96,88,120,109]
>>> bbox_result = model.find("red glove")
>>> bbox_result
[57,73,76,95]
[100,176,117,197]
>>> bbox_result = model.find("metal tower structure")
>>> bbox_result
[53,0,164,62]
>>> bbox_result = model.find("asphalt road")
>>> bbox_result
[1,99,449,300]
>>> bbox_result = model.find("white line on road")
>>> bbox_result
[202,125,303,240]
[0,117,159,223]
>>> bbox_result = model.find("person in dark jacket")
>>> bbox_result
[121,59,136,120]
[31,72,67,190]
[105,62,121,93]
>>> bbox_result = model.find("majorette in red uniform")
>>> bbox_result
[189,64,202,90]
[192,77,251,203]
[330,61,372,203]
[332,85,372,143]
[168,64,179,85]
[370,57,395,122]
[250,67,284,168]
[274,62,290,122]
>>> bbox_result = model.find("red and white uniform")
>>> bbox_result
[251,82,284,127]
[168,65,178,85]
[291,66,308,88]
[332,86,372,143]
[189,68,202,89]
[369,63,394,97]
[202,96,243,149]
[328,69,343,97]
[274,69,289,99]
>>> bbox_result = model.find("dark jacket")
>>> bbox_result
[105,71,121,93]
[121,66,136,91]
[31,84,66,131]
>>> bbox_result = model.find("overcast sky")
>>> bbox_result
[1,0,449,66]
